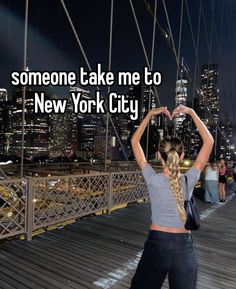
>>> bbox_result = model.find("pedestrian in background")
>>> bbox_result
[232,163,236,193]
[204,163,219,203]
[218,159,228,202]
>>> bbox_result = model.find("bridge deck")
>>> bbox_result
[0,193,235,289]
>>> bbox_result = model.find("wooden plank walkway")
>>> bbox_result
[0,192,236,289]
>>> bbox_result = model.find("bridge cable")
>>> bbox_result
[188,0,202,156]
[60,0,130,165]
[20,0,29,178]
[145,0,157,159]
[225,0,235,121]
[104,0,114,172]
[162,0,230,156]
[173,0,184,136]
[145,0,234,155]
[128,0,162,108]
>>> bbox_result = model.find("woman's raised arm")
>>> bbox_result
[131,107,171,169]
[172,105,214,172]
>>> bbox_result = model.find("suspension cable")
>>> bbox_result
[160,0,231,152]
[205,0,215,119]
[104,0,114,172]
[184,0,201,77]
[225,0,235,121]
[211,0,227,110]
[191,0,202,107]
[162,0,191,110]
[176,0,184,81]
[60,0,130,164]
[173,0,184,136]
[129,0,162,108]
[188,0,202,156]
[219,0,225,55]
[145,0,157,159]
[201,4,210,52]
[161,0,178,66]
[20,0,29,178]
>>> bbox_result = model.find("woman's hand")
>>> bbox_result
[172,105,193,118]
[148,106,172,120]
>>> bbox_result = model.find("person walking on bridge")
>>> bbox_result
[130,105,214,289]
[204,163,219,203]
[218,159,228,202]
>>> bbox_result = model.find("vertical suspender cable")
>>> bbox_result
[105,0,114,172]
[147,0,231,156]
[188,0,201,157]
[191,0,202,107]
[60,0,130,164]
[20,0,29,178]
[162,0,178,66]
[211,0,225,159]
[217,1,226,108]
[174,0,184,136]
[219,0,225,56]
[201,5,210,52]
[129,0,162,108]
[201,0,233,155]
[162,0,189,139]
[7,0,12,73]
[145,0,157,159]
[205,0,216,160]
[226,1,235,121]
[206,0,215,95]
[60,0,91,74]
[129,0,151,72]
[176,0,184,81]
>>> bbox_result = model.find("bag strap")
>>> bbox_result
[184,175,190,201]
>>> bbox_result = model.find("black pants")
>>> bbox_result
[130,230,198,289]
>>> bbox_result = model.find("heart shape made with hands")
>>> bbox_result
[160,105,188,121]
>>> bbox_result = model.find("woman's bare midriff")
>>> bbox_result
[150,223,191,233]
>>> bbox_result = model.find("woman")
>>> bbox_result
[204,163,219,203]
[218,159,228,202]
[232,163,236,193]
[130,105,214,289]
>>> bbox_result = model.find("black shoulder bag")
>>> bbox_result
[184,176,200,231]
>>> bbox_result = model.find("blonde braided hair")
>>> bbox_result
[159,137,187,223]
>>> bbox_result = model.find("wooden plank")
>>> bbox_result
[0,192,235,288]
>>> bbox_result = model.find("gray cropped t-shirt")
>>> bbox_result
[142,164,201,228]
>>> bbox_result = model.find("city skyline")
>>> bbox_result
[0,0,235,128]
[0,0,235,164]
[0,63,234,163]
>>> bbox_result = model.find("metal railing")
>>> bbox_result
[111,171,148,208]
[0,179,27,239]
[0,170,148,241]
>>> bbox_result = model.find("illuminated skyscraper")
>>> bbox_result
[218,115,233,161]
[11,87,49,159]
[0,90,13,155]
[49,95,67,158]
[70,86,102,160]
[175,58,188,133]
[199,64,219,126]
[199,64,219,160]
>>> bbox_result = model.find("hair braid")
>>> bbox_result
[166,149,186,223]
[158,136,186,223]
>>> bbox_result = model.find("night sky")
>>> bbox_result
[0,0,235,129]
